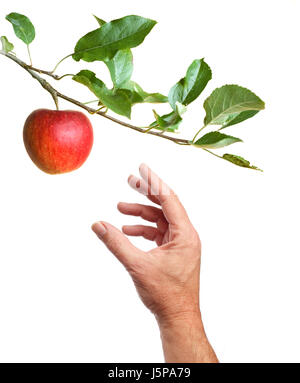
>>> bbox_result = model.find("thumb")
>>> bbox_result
[92,221,142,269]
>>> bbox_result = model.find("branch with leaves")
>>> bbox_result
[1,12,265,171]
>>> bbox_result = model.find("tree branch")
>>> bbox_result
[0,51,191,145]
[26,65,61,80]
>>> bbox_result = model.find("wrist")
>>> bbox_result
[156,310,217,363]
[156,309,204,336]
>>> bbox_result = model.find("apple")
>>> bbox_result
[23,109,94,174]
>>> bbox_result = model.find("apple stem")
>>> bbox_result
[53,94,59,110]
[0,51,191,146]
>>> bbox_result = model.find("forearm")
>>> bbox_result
[157,311,218,363]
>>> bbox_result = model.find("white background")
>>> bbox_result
[0,0,299,362]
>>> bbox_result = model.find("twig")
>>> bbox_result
[0,50,190,145]
[26,66,61,79]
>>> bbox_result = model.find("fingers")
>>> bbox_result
[128,175,160,205]
[139,163,172,199]
[118,202,168,238]
[92,221,143,269]
[117,202,165,223]
[138,164,191,228]
[122,225,164,246]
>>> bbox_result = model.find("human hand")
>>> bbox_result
[92,163,201,321]
[92,164,217,362]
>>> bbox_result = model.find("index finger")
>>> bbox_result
[139,163,190,227]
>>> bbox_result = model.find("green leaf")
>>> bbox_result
[150,110,182,132]
[182,59,212,105]
[143,92,168,103]
[73,15,156,62]
[73,70,132,118]
[219,110,259,130]
[175,102,187,117]
[5,12,35,45]
[223,153,262,171]
[168,80,184,110]
[121,81,144,103]
[0,36,14,53]
[194,131,242,149]
[168,59,212,110]
[93,15,106,27]
[121,81,168,104]
[203,85,265,127]
[105,49,133,88]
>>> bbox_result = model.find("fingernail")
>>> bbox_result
[92,222,107,238]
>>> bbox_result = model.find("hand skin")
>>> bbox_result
[92,164,218,363]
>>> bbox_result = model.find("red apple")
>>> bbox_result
[23,109,94,174]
